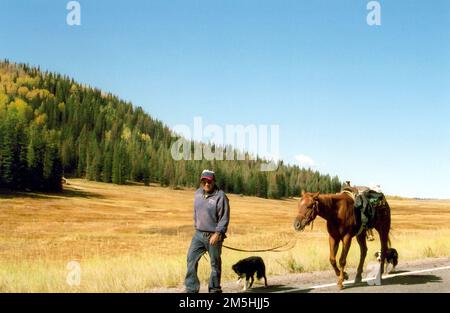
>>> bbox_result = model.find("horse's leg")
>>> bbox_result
[355,230,368,283]
[376,226,389,285]
[329,235,340,277]
[338,234,352,289]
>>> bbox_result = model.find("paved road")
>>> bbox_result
[148,258,450,293]
[245,258,450,293]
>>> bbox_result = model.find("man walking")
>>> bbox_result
[184,169,230,293]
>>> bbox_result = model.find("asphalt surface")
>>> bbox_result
[149,257,450,293]
[243,258,450,293]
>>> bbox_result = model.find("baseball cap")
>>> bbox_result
[200,170,215,182]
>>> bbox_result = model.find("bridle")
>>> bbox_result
[294,194,322,231]
[303,199,320,226]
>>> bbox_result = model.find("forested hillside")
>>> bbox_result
[0,61,341,197]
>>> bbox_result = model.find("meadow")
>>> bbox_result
[0,179,449,292]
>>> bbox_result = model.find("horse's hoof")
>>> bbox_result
[354,275,362,284]
[375,277,382,286]
[343,272,349,280]
[337,278,345,290]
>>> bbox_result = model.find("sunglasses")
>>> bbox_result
[201,180,214,185]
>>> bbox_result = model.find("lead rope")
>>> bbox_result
[222,239,296,253]
[201,239,297,263]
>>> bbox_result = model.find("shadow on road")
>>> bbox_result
[243,272,443,293]
[380,274,442,286]
[341,273,442,291]
[245,284,313,293]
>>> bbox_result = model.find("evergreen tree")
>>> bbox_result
[61,138,76,174]
[255,172,268,198]
[27,125,45,190]
[268,174,279,199]
[234,172,244,195]
[43,132,62,191]
[143,154,150,186]
[102,143,113,183]
[0,113,17,187]
[112,141,128,184]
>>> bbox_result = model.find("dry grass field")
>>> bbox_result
[1,179,449,292]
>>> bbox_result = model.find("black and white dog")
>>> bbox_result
[232,256,268,291]
[375,248,398,273]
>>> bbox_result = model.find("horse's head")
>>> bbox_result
[294,191,320,232]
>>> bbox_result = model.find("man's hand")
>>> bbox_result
[209,232,221,246]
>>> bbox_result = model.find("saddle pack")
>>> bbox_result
[354,190,386,229]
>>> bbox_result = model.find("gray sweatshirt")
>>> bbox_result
[194,188,230,234]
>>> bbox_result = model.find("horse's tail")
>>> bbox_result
[385,195,392,248]
[388,226,394,248]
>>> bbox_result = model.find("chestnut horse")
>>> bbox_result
[293,191,391,289]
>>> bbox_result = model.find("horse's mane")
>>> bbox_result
[318,192,353,203]
[318,193,357,227]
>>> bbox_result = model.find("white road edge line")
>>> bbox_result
[273,265,450,293]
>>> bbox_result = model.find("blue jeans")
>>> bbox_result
[184,230,223,293]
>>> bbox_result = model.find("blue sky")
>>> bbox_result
[1,0,449,198]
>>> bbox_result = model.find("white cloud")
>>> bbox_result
[294,154,316,168]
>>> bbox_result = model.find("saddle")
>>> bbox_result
[354,190,386,229]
